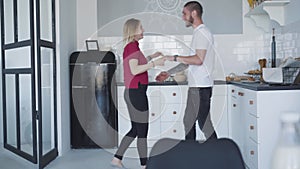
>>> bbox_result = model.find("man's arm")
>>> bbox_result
[166,63,189,74]
[166,49,207,65]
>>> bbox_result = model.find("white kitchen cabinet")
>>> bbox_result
[117,86,161,147]
[228,85,245,156]
[117,84,229,147]
[228,85,300,169]
[244,1,290,32]
[196,85,229,140]
[159,85,188,140]
[117,85,188,147]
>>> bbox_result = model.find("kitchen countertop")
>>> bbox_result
[116,80,300,91]
[116,81,188,86]
[228,81,300,91]
[116,80,227,86]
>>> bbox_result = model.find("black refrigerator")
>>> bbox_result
[70,51,117,148]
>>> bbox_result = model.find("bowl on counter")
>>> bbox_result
[173,74,187,82]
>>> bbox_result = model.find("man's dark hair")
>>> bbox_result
[184,1,203,18]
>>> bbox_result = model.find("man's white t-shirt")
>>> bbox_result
[188,24,215,87]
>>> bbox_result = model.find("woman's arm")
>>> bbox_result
[129,57,166,75]
[129,59,154,75]
[146,51,163,61]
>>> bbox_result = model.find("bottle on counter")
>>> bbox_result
[271,28,277,68]
[271,112,300,169]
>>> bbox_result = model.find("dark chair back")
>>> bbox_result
[147,138,245,169]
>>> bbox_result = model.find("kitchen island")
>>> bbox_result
[227,81,300,169]
[116,80,300,169]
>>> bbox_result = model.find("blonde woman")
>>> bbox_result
[111,18,165,169]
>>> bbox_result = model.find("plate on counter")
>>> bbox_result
[240,80,260,83]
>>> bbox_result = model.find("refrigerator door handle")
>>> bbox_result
[72,85,88,89]
[98,63,116,65]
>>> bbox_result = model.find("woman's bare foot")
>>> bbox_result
[111,157,124,168]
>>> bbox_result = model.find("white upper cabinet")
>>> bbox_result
[245,1,290,32]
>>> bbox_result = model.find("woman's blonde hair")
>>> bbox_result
[123,18,141,45]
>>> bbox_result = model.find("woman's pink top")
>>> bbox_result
[123,41,148,89]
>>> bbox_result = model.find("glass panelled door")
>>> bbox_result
[1,0,37,163]
[1,0,57,168]
[36,0,57,168]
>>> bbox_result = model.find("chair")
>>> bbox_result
[147,138,245,169]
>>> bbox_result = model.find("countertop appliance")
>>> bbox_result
[70,51,117,148]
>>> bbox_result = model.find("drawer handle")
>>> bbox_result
[172,93,176,96]
[250,150,255,155]
[173,111,177,115]
[232,89,235,93]
[238,92,244,96]
[250,125,254,130]
[173,129,177,133]
[233,104,237,107]
[151,113,155,117]
[249,100,254,105]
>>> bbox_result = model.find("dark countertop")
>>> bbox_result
[116,80,300,91]
[116,80,227,86]
[228,81,300,91]
[116,81,188,86]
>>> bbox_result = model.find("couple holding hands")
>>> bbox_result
[111,1,218,169]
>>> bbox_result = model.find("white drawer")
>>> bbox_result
[160,104,185,122]
[118,108,160,147]
[229,85,238,98]
[246,98,257,117]
[247,139,258,169]
[147,86,161,97]
[160,86,188,104]
[248,114,258,143]
[212,85,227,96]
[161,122,185,139]
[211,95,227,126]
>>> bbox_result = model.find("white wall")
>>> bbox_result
[95,0,265,78]
[97,0,243,35]
[56,0,77,155]
[76,0,98,50]
[285,0,300,25]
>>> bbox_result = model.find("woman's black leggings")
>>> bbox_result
[114,84,149,166]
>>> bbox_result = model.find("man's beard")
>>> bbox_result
[185,16,193,27]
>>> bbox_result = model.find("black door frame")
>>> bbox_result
[1,0,38,163]
[1,0,58,168]
[36,0,58,168]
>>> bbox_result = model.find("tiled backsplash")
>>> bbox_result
[97,21,300,82]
